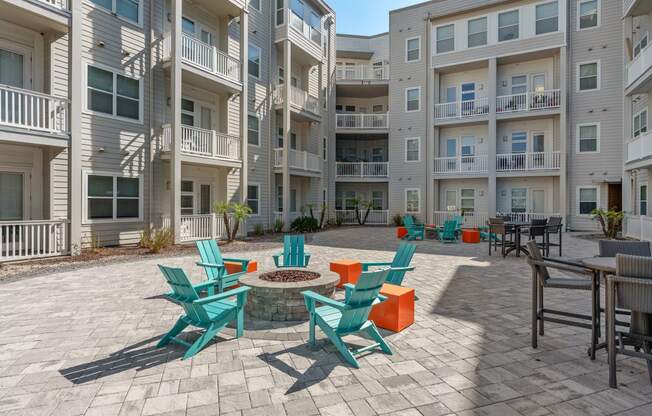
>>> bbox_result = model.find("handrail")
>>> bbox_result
[0,84,69,134]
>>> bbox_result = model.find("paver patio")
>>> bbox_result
[1,227,652,416]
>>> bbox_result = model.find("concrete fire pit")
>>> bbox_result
[240,269,339,321]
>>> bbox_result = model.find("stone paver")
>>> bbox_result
[1,228,652,415]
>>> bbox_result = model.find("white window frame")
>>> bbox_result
[577,0,600,31]
[405,36,421,63]
[497,8,520,43]
[405,188,421,214]
[640,182,648,216]
[634,109,648,138]
[405,87,421,112]
[460,188,475,213]
[405,137,421,163]
[576,60,600,92]
[467,16,488,49]
[87,0,143,27]
[535,1,559,36]
[180,179,195,215]
[576,122,600,154]
[510,187,528,213]
[371,191,384,210]
[249,0,262,12]
[634,32,649,59]
[435,23,455,54]
[82,170,143,224]
[248,113,260,147]
[577,186,600,216]
[248,44,262,80]
[83,62,143,124]
[247,183,260,216]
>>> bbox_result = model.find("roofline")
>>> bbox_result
[389,0,443,15]
[336,32,389,39]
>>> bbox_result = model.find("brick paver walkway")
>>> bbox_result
[1,228,652,415]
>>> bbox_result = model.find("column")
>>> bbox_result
[69,0,82,254]
[282,40,292,229]
[559,46,568,224]
[318,62,324,209]
[170,0,182,243]
[426,68,437,224]
[239,9,249,207]
[487,58,497,216]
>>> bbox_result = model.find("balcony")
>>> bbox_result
[336,113,388,131]
[335,210,389,225]
[159,213,233,243]
[275,6,323,63]
[625,214,652,241]
[623,0,651,17]
[0,84,69,147]
[627,43,652,93]
[626,132,652,166]
[496,90,560,116]
[434,97,489,123]
[2,0,70,33]
[0,219,68,262]
[273,85,320,121]
[496,152,560,173]
[433,211,489,229]
[161,124,241,166]
[433,155,488,176]
[335,162,389,180]
[163,33,242,92]
[274,148,322,175]
[336,64,389,82]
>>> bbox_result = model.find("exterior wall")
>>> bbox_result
[439,125,490,156]
[496,176,559,214]
[335,182,389,209]
[496,118,559,153]
[437,178,488,212]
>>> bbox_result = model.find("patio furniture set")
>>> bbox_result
[156,235,418,369]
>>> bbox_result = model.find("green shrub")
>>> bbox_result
[273,219,284,233]
[149,228,173,253]
[335,215,344,227]
[290,216,319,233]
[392,213,404,226]
[253,223,265,236]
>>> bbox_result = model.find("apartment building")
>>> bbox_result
[0,0,335,261]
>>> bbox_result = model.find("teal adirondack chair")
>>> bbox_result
[273,235,311,267]
[157,265,250,360]
[302,268,393,368]
[196,239,251,295]
[361,242,416,286]
[453,215,464,237]
[437,220,458,243]
[402,215,424,241]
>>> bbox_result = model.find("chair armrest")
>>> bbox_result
[194,286,251,305]
[362,261,392,271]
[196,262,225,271]
[222,257,250,266]
[529,259,593,276]
[193,281,216,290]
[272,253,282,267]
[223,270,247,279]
[610,275,652,286]
[302,290,347,310]
[390,266,415,273]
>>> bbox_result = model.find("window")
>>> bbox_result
[323,137,327,160]
[371,191,383,210]
[461,136,475,156]
[511,132,527,153]
[405,189,420,213]
[577,123,599,153]
[0,171,23,220]
[372,104,384,113]
[460,189,475,213]
[498,10,519,42]
[578,0,598,30]
[345,105,355,113]
[181,98,195,126]
[406,36,420,62]
[86,64,141,122]
[405,87,420,112]
[578,62,599,91]
[467,17,487,48]
[634,110,648,138]
[277,186,297,212]
[276,0,284,25]
[91,0,140,24]
[85,172,141,222]
[536,1,558,35]
[461,83,475,102]
[634,32,648,58]
[248,45,261,78]
[511,188,527,213]
[278,67,284,84]
[250,0,261,12]
[578,187,598,215]
[641,184,648,216]
[511,75,527,94]
[405,137,420,162]
[248,185,259,215]
[180,180,194,215]
[436,24,454,54]
[248,114,259,145]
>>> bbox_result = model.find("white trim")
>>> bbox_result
[577,0,600,31]
[404,137,421,163]
[405,86,421,113]
[249,0,262,12]
[82,170,144,224]
[248,43,262,80]
[247,112,261,147]
[576,185,600,216]
[497,7,520,43]
[633,108,648,138]
[466,15,488,49]
[83,61,144,124]
[434,23,455,55]
[510,187,528,213]
[405,188,421,214]
[405,35,421,63]
[247,183,261,216]
[576,60,601,92]
[85,0,143,28]
[534,0,559,36]
[640,182,648,216]
[576,122,601,154]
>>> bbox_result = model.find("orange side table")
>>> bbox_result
[396,227,408,239]
[224,260,258,275]
[330,259,362,288]
[462,229,481,243]
[369,284,414,332]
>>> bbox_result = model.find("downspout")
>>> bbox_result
[267,0,274,229]
[147,0,155,230]
[326,15,334,221]
[424,12,431,223]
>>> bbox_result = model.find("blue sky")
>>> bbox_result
[328,0,426,36]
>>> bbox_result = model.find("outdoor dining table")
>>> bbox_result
[504,221,530,257]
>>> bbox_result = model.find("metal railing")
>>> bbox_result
[434,97,489,120]
[496,90,560,113]
[0,84,68,134]
[161,124,241,161]
[496,152,560,171]
[432,211,489,229]
[336,113,388,129]
[335,210,389,225]
[273,85,320,116]
[274,148,322,172]
[335,64,389,81]
[288,9,322,46]
[163,34,241,83]
[335,162,389,178]
[0,220,67,262]
[433,155,488,175]
[496,212,561,223]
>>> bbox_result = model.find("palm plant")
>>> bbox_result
[305,203,315,219]
[319,201,327,229]
[591,208,624,239]
[351,197,362,224]
[214,201,232,240]
[360,200,374,225]
[230,203,252,241]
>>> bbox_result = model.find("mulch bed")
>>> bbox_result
[259,270,320,283]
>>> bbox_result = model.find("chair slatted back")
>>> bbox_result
[488,217,505,234]
[284,235,306,267]
[526,240,550,283]
[196,239,224,280]
[440,220,457,240]
[615,254,652,314]
[387,243,416,285]
[547,216,562,232]
[158,265,209,323]
[453,215,464,229]
[339,268,390,332]
[599,240,651,258]
[529,218,547,237]
[402,215,415,228]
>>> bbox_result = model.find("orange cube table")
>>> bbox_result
[330,259,362,288]
[224,260,258,275]
[369,284,414,332]
[396,227,408,239]
[462,229,481,243]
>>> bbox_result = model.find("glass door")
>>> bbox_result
[531,74,546,108]
[460,82,476,115]
[532,133,545,168]
[199,184,211,214]
[0,172,24,221]
[445,189,457,211]
[531,189,545,214]
[445,138,457,171]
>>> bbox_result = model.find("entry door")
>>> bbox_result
[0,47,27,88]
[445,189,457,211]
[200,106,212,130]
[531,189,545,214]
[199,184,211,214]
[445,138,457,170]
[532,74,546,93]
[0,171,24,220]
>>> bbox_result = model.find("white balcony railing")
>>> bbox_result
[335,162,389,178]
[624,214,652,240]
[496,152,560,171]
[162,124,241,161]
[336,113,388,129]
[336,64,389,81]
[434,97,489,120]
[274,148,322,172]
[496,90,560,113]
[163,33,241,83]
[433,155,488,175]
[160,213,234,242]
[273,85,320,116]
[0,220,68,262]
[496,212,561,223]
[626,132,652,164]
[628,42,652,89]
[0,84,68,135]
[335,210,389,225]
[288,9,322,46]
[37,0,68,10]
[432,211,489,229]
